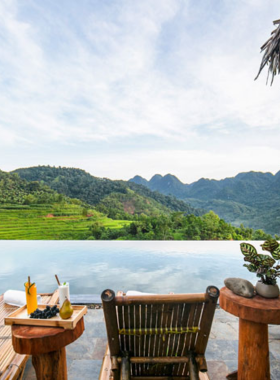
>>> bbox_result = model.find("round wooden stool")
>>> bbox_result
[220,286,280,380]
[11,317,85,380]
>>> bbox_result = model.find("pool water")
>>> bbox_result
[0,240,258,295]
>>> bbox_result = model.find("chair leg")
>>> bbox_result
[189,355,199,380]
[111,356,120,379]
[110,369,120,380]
[121,353,131,380]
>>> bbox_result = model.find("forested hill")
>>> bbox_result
[130,171,280,234]
[0,169,132,240]
[13,166,203,217]
[0,170,79,205]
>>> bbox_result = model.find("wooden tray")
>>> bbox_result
[4,304,87,330]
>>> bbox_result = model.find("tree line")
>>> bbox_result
[88,211,277,241]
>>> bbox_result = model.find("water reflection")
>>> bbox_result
[0,241,257,295]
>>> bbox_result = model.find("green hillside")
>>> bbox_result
[14,166,126,205]
[13,166,203,217]
[0,170,72,205]
[0,204,130,240]
[0,170,130,240]
[96,188,173,219]
[127,182,201,215]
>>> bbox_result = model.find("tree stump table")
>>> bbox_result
[11,317,85,380]
[220,286,280,380]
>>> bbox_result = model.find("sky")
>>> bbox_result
[0,0,280,184]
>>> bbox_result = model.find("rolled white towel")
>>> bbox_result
[126,290,174,296]
[4,290,42,307]
[126,290,156,296]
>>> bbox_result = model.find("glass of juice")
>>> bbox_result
[25,278,38,315]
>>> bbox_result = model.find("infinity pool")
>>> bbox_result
[0,240,257,295]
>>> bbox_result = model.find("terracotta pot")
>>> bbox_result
[256,281,279,298]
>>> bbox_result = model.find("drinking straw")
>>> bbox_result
[55,274,61,286]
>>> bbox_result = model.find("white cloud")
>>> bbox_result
[0,126,18,146]
[0,0,279,181]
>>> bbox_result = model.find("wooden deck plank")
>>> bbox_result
[99,344,111,380]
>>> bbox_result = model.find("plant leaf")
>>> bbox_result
[271,245,280,260]
[240,243,258,257]
[243,263,257,273]
[258,254,275,268]
[261,239,279,253]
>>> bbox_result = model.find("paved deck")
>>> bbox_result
[23,308,280,380]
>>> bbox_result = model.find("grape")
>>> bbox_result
[29,305,59,319]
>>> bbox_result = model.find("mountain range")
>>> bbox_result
[5,166,280,235]
[1,167,267,241]
[130,171,280,235]
[12,166,202,219]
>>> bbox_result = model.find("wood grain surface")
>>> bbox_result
[238,318,270,380]
[219,286,280,324]
[32,347,67,380]
[12,317,84,355]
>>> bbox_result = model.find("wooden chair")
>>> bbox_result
[0,290,59,380]
[99,286,219,380]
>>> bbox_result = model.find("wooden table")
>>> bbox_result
[219,286,280,380]
[11,317,85,380]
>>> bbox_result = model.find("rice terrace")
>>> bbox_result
[0,204,129,240]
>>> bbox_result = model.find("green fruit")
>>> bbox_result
[59,298,73,320]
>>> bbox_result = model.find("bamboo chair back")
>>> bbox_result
[0,291,58,380]
[102,287,219,378]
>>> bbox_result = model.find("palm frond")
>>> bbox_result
[255,19,280,85]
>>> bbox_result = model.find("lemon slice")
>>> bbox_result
[25,282,35,295]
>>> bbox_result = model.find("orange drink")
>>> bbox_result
[25,280,38,315]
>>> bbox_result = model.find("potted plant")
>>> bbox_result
[240,239,280,298]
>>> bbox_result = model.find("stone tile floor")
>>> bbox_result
[23,308,280,380]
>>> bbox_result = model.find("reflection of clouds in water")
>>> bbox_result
[0,241,260,294]
[0,261,16,276]
[78,265,178,294]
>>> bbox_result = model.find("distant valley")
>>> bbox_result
[130,171,280,235]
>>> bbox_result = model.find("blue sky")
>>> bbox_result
[0,0,280,183]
